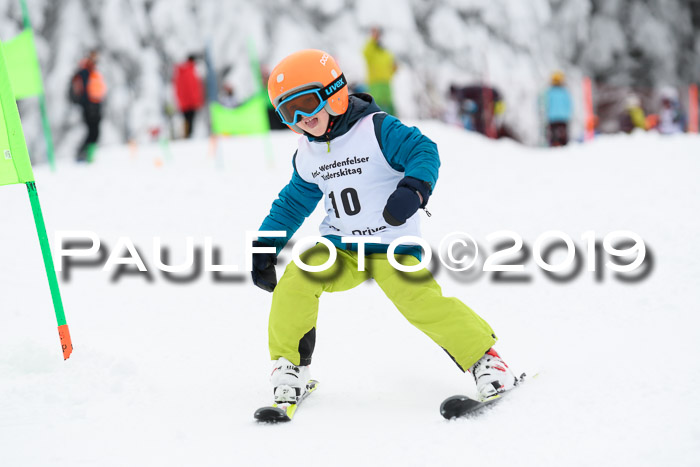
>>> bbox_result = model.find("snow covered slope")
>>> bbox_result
[1,124,699,466]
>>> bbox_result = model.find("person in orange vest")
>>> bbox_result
[70,49,107,162]
[173,55,205,138]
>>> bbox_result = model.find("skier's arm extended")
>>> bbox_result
[373,113,440,225]
[258,156,323,253]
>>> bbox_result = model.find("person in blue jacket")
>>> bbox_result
[545,71,573,146]
[251,49,517,408]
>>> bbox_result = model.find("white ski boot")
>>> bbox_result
[469,348,518,400]
[270,357,311,404]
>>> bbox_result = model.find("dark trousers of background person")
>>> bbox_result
[77,103,102,162]
[548,122,569,147]
[183,110,196,138]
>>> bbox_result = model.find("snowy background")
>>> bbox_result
[1,127,699,466]
[1,0,699,159]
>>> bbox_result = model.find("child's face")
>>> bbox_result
[297,108,330,137]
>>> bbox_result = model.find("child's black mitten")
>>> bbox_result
[251,241,278,292]
[382,176,431,226]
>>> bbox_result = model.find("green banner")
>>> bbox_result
[210,93,270,136]
[0,40,35,186]
[2,29,44,99]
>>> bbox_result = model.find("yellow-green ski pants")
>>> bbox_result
[269,244,497,371]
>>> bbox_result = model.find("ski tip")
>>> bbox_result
[440,395,477,419]
[440,393,504,419]
[254,406,291,423]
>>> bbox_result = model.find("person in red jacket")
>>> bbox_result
[173,54,204,138]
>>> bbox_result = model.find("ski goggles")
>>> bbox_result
[276,73,346,126]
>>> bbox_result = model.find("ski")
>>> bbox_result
[440,373,528,420]
[254,380,319,423]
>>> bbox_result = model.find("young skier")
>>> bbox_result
[252,49,517,408]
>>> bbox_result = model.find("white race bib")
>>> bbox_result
[295,114,421,245]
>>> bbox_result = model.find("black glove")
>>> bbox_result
[382,176,432,226]
[251,240,277,292]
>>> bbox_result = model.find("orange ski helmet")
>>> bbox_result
[268,49,348,132]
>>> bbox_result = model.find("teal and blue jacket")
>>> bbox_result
[545,86,572,123]
[258,94,440,260]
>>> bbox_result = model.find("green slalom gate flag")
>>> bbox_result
[2,25,56,171]
[209,37,270,137]
[0,81,34,186]
[0,40,72,359]
[210,93,270,136]
[2,28,43,99]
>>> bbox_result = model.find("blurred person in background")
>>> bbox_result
[619,94,646,133]
[173,54,205,138]
[363,27,397,115]
[218,82,238,109]
[459,99,479,131]
[448,84,518,141]
[656,92,685,135]
[544,71,572,146]
[69,49,107,162]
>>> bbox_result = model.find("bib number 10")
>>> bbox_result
[329,188,361,217]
